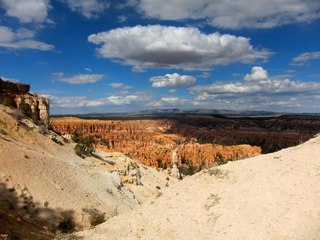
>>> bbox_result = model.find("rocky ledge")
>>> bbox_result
[0,78,49,126]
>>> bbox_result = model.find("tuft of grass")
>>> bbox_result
[204,193,221,210]
[207,168,229,179]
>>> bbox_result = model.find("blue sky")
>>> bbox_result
[0,0,320,114]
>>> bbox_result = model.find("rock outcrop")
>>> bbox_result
[52,117,261,173]
[0,78,49,126]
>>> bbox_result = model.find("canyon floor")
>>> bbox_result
[76,134,320,240]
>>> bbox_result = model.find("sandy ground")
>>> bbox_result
[77,134,320,240]
[0,104,172,237]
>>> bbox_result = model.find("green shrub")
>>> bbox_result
[72,130,95,157]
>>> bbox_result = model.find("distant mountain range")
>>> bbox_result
[52,108,320,119]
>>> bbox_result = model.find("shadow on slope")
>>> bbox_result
[0,182,82,240]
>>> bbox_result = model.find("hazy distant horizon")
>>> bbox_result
[49,107,320,116]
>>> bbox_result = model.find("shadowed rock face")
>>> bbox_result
[51,118,261,173]
[0,78,49,126]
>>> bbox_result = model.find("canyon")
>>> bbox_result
[52,117,261,174]
[52,113,320,174]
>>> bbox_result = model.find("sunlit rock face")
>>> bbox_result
[52,117,261,174]
[0,78,49,126]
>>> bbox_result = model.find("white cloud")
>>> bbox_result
[0,0,50,23]
[84,67,92,72]
[137,0,320,29]
[52,72,105,84]
[160,97,179,103]
[290,51,320,66]
[46,93,146,109]
[244,66,268,82]
[147,97,193,108]
[192,66,320,95]
[109,83,133,90]
[64,0,109,19]
[88,25,271,71]
[150,73,196,88]
[48,95,106,108]
[107,95,139,105]
[169,89,176,93]
[190,66,320,111]
[0,26,54,50]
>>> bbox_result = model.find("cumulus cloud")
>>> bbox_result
[0,26,54,50]
[52,72,105,84]
[190,66,320,111]
[290,51,320,66]
[244,66,268,82]
[150,73,196,88]
[0,0,50,23]
[88,25,271,70]
[137,0,320,29]
[168,89,176,93]
[64,0,109,18]
[191,66,320,95]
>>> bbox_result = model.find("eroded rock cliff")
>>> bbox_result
[0,78,49,126]
[52,117,261,173]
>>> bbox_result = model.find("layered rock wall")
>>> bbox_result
[0,78,49,126]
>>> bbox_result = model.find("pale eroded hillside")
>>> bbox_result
[77,133,320,240]
[0,104,173,238]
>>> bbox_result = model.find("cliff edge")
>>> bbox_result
[0,78,49,126]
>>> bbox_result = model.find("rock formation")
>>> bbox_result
[51,117,261,173]
[0,78,49,126]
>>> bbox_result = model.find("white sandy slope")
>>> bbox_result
[77,134,320,240]
[0,105,171,229]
